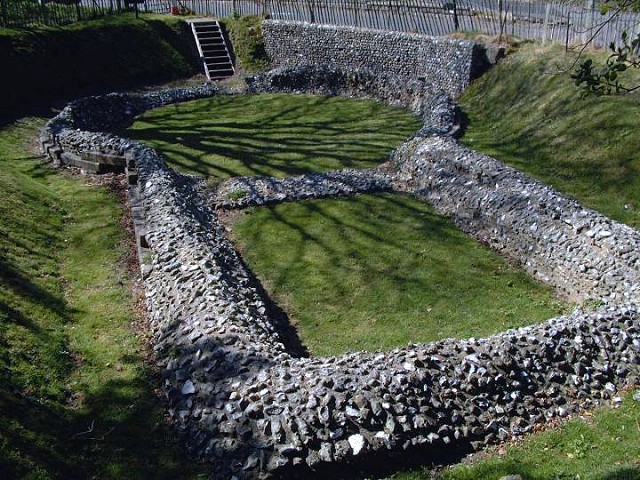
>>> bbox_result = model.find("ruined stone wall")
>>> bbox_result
[39,56,640,479]
[390,136,640,305]
[261,21,483,99]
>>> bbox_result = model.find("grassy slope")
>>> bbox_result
[219,15,269,73]
[0,119,206,478]
[125,93,422,180]
[459,43,640,229]
[0,14,198,113]
[231,193,566,357]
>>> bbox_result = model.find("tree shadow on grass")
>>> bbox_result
[123,94,420,180]
[0,362,212,479]
[230,191,546,355]
[244,193,488,300]
[0,209,210,479]
[0,263,212,478]
[0,258,72,322]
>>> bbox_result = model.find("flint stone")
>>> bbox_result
[348,433,366,455]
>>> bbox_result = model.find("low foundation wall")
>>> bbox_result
[391,136,640,305]
[39,23,640,479]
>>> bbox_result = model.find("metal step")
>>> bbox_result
[189,19,235,82]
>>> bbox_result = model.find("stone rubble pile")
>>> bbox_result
[38,22,640,480]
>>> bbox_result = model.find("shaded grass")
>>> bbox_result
[1,14,199,116]
[0,119,207,478]
[459,43,640,229]
[124,93,422,180]
[230,193,567,357]
[394,389,640,480]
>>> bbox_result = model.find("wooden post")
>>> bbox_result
[542,3,551,45]
[498,0,504,43]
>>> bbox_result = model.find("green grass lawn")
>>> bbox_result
[0,119,207,478]
[230,193,566,357]
[459,43,640,229]
[124,93,422,180]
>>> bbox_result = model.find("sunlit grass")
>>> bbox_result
[460,43,640,229]
[124,93,422,180]
[394,389,640,480]
[230,193,567,357]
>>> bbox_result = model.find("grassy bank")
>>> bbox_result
[220,15,269,73]
[0,119,206,478]
[459,43,640,229]
[125,93,422,180]
[230,193,566,357]
[0,14,199,115]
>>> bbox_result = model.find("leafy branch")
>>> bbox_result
[571,0,640,95]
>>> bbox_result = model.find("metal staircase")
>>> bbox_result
[189,20,235,81]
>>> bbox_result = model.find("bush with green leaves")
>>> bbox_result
[572,0,640,94]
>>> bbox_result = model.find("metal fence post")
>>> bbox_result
[584,0,595,45]
[453,0,459,31]
[354,0,360,28]
[498,0,504,43]
[566,11,571,51]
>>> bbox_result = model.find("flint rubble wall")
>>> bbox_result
[261,21,484,99]
[38,25,640,480]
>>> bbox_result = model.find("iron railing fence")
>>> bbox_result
[0,0,158,28]
[2,0,639,50]
[216,0,639,48]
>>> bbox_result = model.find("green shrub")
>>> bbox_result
[219,14,268,73]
